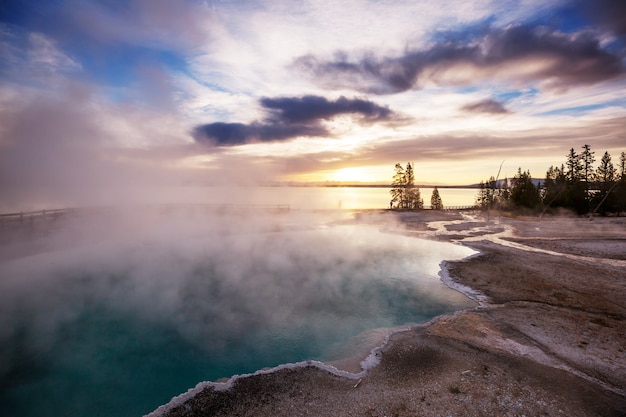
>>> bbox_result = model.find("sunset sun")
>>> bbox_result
[324,166,393,184]
[330,167,369,182]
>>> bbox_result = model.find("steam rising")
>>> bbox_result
[0,209,475,416]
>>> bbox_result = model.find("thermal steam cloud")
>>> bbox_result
[0,209,475,384]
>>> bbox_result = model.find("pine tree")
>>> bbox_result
[430,186,443,210]
[595,151,616,184]
[542,164,568,210]
[565,148,582,184]
[616,152,626,215]
[565,147,587,213]
[389,162,423,209]
[404,162,423,209]
[390,163,405,209]
[475,177,497,209]
[566,147,582,183]
[580,144,595,185]
[510,168,539,209]
[475,180,488,208]
[592,151,617,214]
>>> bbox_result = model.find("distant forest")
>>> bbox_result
[391,145,626,215]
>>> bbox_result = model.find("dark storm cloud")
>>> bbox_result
[260,95,393,124]
[193,95,397,146]
[191,122,327,146]
[295,24,625,94]
[576,0,626,35]
[461,98,510,114]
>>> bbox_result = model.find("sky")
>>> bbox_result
[1,0,625,208]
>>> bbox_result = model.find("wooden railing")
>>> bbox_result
[415,205,477,210]
[0,208,71,226]
[0,205,293,228]
[442,205,477,210]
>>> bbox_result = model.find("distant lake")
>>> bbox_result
[3,186,478,213]
[194,186,478,210]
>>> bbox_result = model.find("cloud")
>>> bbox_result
[26,32,82,72]
[193,95,397,146]
[42,0,213,53]
[0,25,81,84]
[191,122,327,146]
[247,112,626,183]
[575,0,626,35]
[367,116,626,164]
[260,95,393,124]
[295,23,625,94]
[461,98,510,114]
[0,0,213,99]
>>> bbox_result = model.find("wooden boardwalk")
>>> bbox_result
[0,208,71,227]
[0,205,292,229]
[0,203,478,231]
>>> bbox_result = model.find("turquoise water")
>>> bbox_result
[0,221,475,417]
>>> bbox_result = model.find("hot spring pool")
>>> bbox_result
[0,214,476,417]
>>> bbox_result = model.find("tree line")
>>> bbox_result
[475,145,626,215]
[389,162,443,210]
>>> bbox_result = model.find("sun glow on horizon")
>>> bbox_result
[282,163,475,185]
[287,165,397,184]
[331,167,378,183]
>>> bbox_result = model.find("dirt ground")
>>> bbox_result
[151,211,626,417]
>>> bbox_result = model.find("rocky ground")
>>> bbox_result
[151,211,626,417]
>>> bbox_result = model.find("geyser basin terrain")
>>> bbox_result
[0,209,475,417]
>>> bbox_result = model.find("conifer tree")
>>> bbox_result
[543,164,568,210]
[564,147,587,213]
[595,151,616,184]
[616,152,626,215]
[390,163,405,209]
[592,151,617,214]
[511,168,539,208]
[580,144,595,186]
[475,177,499,209]
[430,186,443,210]
[475,180,488,208]
[403,162,423,209]
[566,147,583,183]
[389,162,423,209]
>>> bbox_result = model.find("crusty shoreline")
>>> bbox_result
[152,212,626,417]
